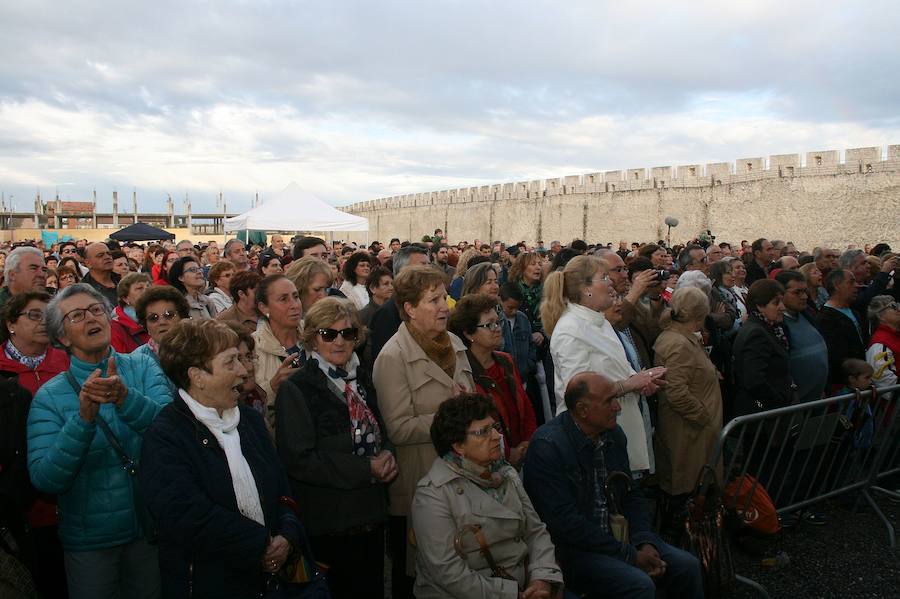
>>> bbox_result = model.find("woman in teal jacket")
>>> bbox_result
[27,283,173,599]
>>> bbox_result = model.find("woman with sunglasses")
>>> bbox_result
[449,294,535,468]
[26,284,174,597]
[133,285,191,369]
[410,393,564,599]
[543,256,665,477]
[275,297,394,598]
[0,291,71,598]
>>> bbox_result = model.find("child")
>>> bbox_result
[837,358,876,449]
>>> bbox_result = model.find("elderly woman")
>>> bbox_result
[140,319,302,599]
[168,256,214,319]
[373,264,474,596]
[866,295,900,390]
[276,297,395,598]
[285,255,334,316]
[339,251,373,309]
[109,272,152,353]
[252,274,304,429]
[800,262,828,311]
[709,260,741,330]
[653,287,724,536]
[543,256,665,476]
[26,283,173,597]
[0,291,69,394]
[134,285,191,365]
[207,260,236,314]
[411,393,564,599]
[222,322,268,415]
[216,270,262,334]
[732,279,791,415]
[449,294,536,467]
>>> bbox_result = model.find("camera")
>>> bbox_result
[654,270,670,282]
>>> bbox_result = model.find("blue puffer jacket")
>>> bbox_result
[27,348,174,551]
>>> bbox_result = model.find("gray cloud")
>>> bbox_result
[0,1,899,212]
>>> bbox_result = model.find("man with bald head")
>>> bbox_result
[81,242,120,307]
[524,373,702,598]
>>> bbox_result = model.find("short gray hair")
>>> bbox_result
[223,238,245,255]
[45,283,111,348]
[675,270,712,296]
[392,244,429,277]
[839,249,865,270]
[3,246,43,281]
[868,294,897,325]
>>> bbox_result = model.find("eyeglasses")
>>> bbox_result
[878,302,900,313]
[59,274,76,282]
[146,310,178,323]
[17,309,44,322]
[63,303,108,324]
[183,267,202,274]
[466,421,503,438]
[474,321,502,331]
[61,248,77,254]
[317,327,359,342]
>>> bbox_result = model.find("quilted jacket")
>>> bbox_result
[26,348,173,551]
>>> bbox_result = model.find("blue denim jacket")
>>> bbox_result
[522,412,660,565]
[501,309,537,380]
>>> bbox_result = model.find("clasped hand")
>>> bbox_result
[79,357,128,422]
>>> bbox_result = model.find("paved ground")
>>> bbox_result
[727,491,900,598]
[383,491,900,598]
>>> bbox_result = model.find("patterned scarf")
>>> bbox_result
[442,452,510,503]
[4,340,46,371]
[314,352,382,457]
[517,281,544,332]
[750,308,790,350]
[406,323,457,379]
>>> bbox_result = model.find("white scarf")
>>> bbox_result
[179,389,266,526]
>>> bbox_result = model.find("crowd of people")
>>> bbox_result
[0,229,898,599]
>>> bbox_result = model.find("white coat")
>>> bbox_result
[549,302,651,471]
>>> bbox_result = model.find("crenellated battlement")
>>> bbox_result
[345,145,899,213]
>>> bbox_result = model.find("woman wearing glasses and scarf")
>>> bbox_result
[411,393,564,599]
[26,284,174,597]
[449,294,536,468]
[275,297,395,599]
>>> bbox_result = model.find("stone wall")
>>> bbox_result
[341,145,900,249]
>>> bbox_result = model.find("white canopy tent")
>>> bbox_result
[224,182,369,234]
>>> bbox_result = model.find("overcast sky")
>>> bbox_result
[1,0,899,214]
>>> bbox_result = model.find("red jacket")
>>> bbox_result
[0,344,70,397]
[110,306,150,353]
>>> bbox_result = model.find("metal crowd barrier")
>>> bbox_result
[704,383,900,598]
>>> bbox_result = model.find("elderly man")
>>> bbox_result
[776,271,828,404]
[0,246,48,308]
[524,373,702,598]
[678,244,707,273]
[223,238,250,271]
[81,242,121,308]
[839,249,898,314]
[814,247,839,280]
[175,240,194,258]
[821,269,866,387]
[746,238,778,285]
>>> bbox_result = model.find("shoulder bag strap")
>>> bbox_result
[64,371,136,476]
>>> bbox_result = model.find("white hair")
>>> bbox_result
[674,270,712,296]
[3,246,43,282]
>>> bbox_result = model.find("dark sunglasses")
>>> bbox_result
[317,327,359,342]
[146,310,178,323]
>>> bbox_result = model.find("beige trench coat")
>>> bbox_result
[252,318,304,431]
[373,323,474,516]
[653,327,724,495]
[411,459,563,599]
